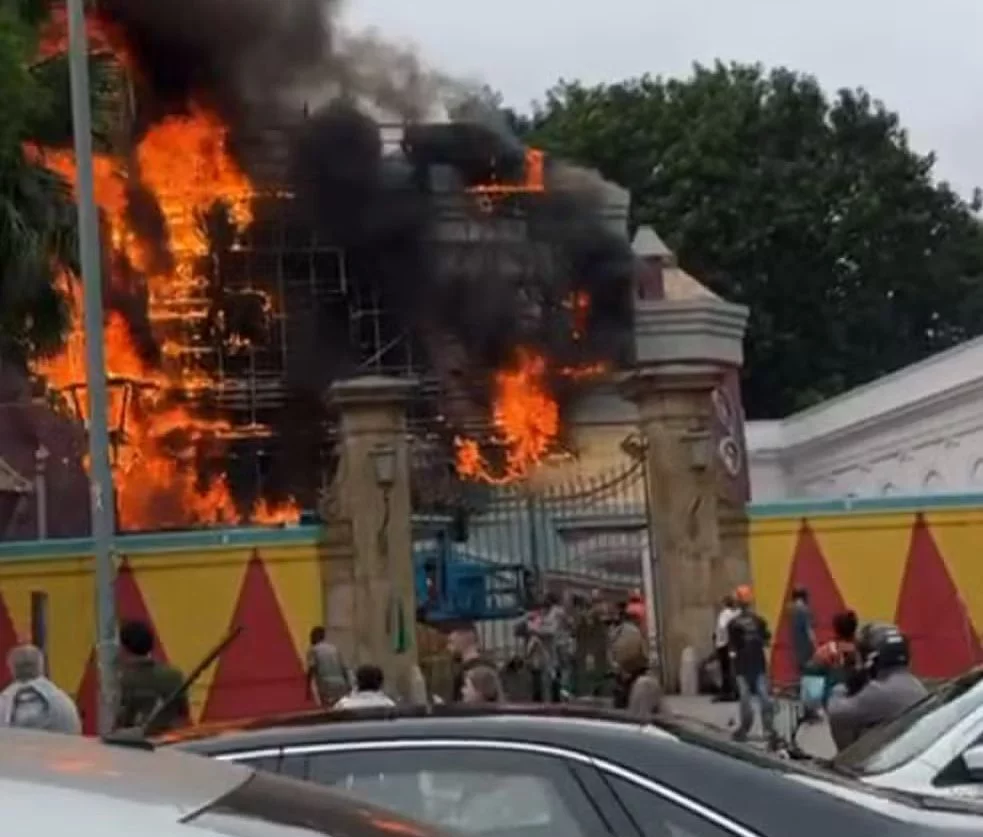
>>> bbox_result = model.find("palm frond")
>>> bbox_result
[27,51,125,152]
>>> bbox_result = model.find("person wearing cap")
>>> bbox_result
[727,584,779,749]
[625,589,646,634]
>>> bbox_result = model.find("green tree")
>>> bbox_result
[524,62,983,418]
[0,0,120,368]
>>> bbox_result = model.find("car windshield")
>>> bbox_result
[832,667,983,776]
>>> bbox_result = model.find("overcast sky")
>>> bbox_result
[342,0,983,197]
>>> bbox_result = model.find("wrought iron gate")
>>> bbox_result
[412,456,654,661]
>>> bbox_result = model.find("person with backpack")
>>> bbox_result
[0,643,81,734]
[811,609,861,705]
[727,585,780,750]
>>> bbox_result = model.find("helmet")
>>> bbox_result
[857,622,910,671]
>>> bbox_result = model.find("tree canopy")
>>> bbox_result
[521,62,983,418]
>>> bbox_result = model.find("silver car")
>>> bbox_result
[0,725,451,837]
[832,666,983,800]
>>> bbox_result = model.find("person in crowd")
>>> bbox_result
[626,666,663,718]
[575,589,611,697]
[334,664,396,710]
[625,589,646,634]
[551,591,576,698]
[498,653,534,701]
[789,587,819,720]
[713,594,740,702]
[827,622,927,751]
[728,585,779,750]
[610,600,649,710]
[461,664,503,704]
[524,592,571,702]
[0,644,80,733]
[812,609,860,705]
[116,619,188,733]
[306,625,349,707]
[447,621,489,702]
[518,607,550,701]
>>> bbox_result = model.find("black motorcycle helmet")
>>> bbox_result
[857,621,911,672]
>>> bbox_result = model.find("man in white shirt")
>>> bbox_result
[333,664,396,710]
[713,594,740,702]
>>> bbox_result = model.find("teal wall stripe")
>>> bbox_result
[749,492,983,519]
[0,525,321,563]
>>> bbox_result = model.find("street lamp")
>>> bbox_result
[66,0,118,735]
[62,377,158,467]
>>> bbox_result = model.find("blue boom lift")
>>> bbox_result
[413,515,536,625]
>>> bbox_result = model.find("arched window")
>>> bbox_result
[923,471,944,492]
[882,482,899,496]
[971,459,983,485]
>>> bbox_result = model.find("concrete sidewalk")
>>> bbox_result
[664,695,837,760]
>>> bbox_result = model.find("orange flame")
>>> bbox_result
[467,148,545,214]
[36,4,128,65]
[454,349,560,484]
[30,96,300,529]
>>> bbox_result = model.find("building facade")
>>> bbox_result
[747,333,983,501]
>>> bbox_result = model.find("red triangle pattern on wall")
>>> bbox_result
[896,515,983,680]
[201,550,312,723]
[77,558,169,734]
[0,592,21,692]
[770,521,847,686]
[76,651,98,735]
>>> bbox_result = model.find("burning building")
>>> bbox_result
[15,1,636,538]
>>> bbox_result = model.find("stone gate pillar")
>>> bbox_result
[623,293,749,690]
[329,375,418,698]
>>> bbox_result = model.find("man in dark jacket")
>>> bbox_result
[116,620,189,733]
[827,622,927,751]
[728,585,779,749]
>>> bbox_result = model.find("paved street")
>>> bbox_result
[664,695,837,760]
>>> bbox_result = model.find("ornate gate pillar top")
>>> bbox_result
[633,297,749,372]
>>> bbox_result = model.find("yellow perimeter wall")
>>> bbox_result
[748,496,983,680]
[0,526,324,730]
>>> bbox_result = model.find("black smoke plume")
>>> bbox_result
[94,0,635,494]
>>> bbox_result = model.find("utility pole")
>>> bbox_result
[66,0,119,734]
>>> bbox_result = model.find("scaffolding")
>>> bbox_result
[140,119,632,494]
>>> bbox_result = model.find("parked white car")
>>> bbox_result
[831,666,983,800]
[0,725,452,837]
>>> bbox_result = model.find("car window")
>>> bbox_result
[187,770,440,837]
[604,774,740,837]
[303,746,604,837]
[833,670,983,776]
[236,755,281,774]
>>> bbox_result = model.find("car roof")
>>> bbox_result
[0,726,251,818]
[166,704,983,833]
